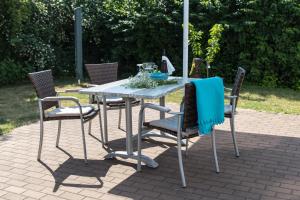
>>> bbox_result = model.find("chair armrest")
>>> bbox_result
[56,83,96,94]
[41,96,80,103]
[224,95,237,113]
[142,103,183,116]
[224,95,237,100]
[224,87,232,92]
[57,89,81,94]
[40,96,88,118]
[86,84,98,87]
[168,111,184,115]
[142,103,171,113]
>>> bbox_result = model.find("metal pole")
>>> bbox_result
[159,96,166,135]
[125,98,133,155]
[102,96,108,144]
[183,0,189,83]
[206,62,210,78]
[75,7,83,82]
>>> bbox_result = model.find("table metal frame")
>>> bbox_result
[79,78,186,168]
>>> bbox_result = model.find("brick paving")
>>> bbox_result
[1,103,300,200]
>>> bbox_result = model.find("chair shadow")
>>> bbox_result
[39,146,136,192]
[101,131,177,153]
[106,130,300,200]
[0,134,12,141]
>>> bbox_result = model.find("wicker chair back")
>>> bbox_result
[85,63,118,85]
[231,67,246,107]
[28,70,58,110]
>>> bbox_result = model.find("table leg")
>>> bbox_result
[125,98,133,154]
[159,96,165,119]
[141,99,145,125]
[159,96,166,136]
[102,96,108,145]
[105,97,158,168]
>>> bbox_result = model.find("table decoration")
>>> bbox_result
[125,72,178,89]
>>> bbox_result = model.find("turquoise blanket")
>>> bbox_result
[191,77,224,135]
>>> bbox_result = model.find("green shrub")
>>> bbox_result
[294,80,300,91]
[0,59,30,85]
[0,0,299,88]
[11,34,56,71]
[261,72,278,88]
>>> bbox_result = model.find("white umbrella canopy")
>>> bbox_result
[183,0,189,83]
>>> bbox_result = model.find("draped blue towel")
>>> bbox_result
[191,77,225,135]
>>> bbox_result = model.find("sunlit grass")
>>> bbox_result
[166,84,300,114]
[0,80,299,135]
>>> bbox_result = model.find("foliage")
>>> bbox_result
[188,23,204,57]
[0,0,30,59]
[0,59,30,85]
[261,72,278,88]
[188,23,225,76]
[11,34,56,71]
[0,0,299,89]
[206,24,225,64]
[125,72,178,88]
[188,23,225,63]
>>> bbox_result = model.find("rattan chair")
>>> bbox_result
[29,70,103,164]
[85,63,140,134]
[224,67,246,157]
[137,68,246,187]
[137,83,221,187]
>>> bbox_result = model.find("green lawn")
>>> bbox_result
[0,80,299,135]
[166,84,300,114]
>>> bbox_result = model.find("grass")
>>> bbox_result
[0,80,90,135]
[167,84,300,114]
[0,80,299,135]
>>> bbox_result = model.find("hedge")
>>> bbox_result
[0,0,299,89]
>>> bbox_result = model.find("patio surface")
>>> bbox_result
[1,103,300,200]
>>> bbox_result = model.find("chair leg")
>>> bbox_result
[211,129,220,173]
[137,127,142,172]
[141,99,145,124]
[230,116,240,157]
[185,138,189,158]
[118,108,122,130]
[137,107,144,172]
[95,96,104,147]
[88,121,92,135]
[80,119,88,164]
[98,107,104,148]
[177,135,187,187]
[37,120,44,161]
[56,120,62,147]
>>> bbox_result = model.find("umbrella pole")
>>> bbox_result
[183,0,189,83]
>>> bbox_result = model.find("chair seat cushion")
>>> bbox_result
[224,104,232,114]
[92,96,140,107]
[106,97,124,103]
[45,106,95,118]
[149,116,178,132]
[145,116,199,138]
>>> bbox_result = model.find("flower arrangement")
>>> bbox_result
[125,72,178,89]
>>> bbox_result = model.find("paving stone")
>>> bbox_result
[4,186,26,194]
[0,105,299,199]
[2,192,26,200]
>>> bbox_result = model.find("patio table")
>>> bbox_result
[79,77,185,168]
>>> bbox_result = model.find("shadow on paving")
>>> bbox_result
[37,130,300,199]
[106,130,300,200]
[39,135,167,193]
[39,145,135,192]
[0,133,13,141]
